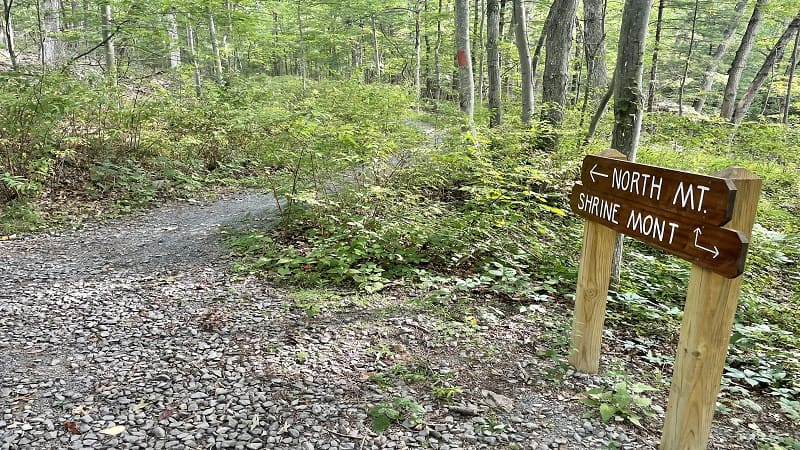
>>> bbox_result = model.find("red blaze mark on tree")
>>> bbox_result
[457,49,467,67]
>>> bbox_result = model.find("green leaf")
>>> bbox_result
[599,403,617,422]
[371,415,391,432]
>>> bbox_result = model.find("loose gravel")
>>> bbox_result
[0,192,779,449]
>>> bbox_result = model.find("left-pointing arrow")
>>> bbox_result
[589,164,609,183]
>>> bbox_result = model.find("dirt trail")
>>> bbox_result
[1,193,276,288]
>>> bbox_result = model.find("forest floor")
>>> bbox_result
[0,187,789,450]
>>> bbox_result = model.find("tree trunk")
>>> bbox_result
[541,0,578,128]
[487,0,501,126]
[100,2,115,84]
[530,13,549,112]
[645,0,664,112]
[455,0,475,131]
[167,9,180,69]
[732,12,800,123]
[434,0,443,100]
[692,0,748,113]
[783,28,800,123]
[720,0,768,120]
[414,0,422,106]
[582,0,608,96]
[208,11,224,84]
[42,0,61,68]
[297,2,306,91]
[609,0,654,289]
[371,14,381,80]
[2,0,17,70]
[678,0,699,116]
[476,0,485,103]
[513,0,533,123]
[186,16,202,98]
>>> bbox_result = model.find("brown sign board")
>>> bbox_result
[580,155,737,226]
[570,183,748,278]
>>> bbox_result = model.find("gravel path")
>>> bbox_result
[0,192,775,449]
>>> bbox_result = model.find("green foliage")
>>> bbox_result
[367,397,425,432]
[582,381,662,427]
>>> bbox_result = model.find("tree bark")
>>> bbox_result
[297,2,306,91]
[455,0,475,121]
[720,0,768,120]
[678,0,699,116]
[167,9,180,69]
[2,0,17,70]
[186,16,202,98]
[609,0,654,289]
[692,0,748,113]
[732,12,800,123]
[541,0,578,127]
[208,11,224,84]
[434,0,443,100]
[414,0,422,105]
[370,14,381,80]
[101,2,115,84]
[42,0,61,68]
[645,0,664,112]
[582,0,608,96]
[487,0,502,126]
[476,0,485,103]
[513,0,533,123]
[783,28,799,123]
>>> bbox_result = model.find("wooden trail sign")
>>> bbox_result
[580,155,736,226]
[570,183,748,278]
[567,150,762,450]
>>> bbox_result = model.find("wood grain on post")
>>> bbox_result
[569,149,625,373]
[660,168,761,450]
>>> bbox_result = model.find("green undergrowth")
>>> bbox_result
[1,74,419,234]
[228,106,577,294]
[229,100,800,434]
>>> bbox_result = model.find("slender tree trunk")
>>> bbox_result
[692,0,748,113]
[541,0,578,128]
[42,0,61,68]
[208,11,224,84]
[720,0,768,120]
[530,15,549,112]
[583,0,608,95]
[186,16,202,98]
[371,14,381,80]
[476,0,485,103]
[513,0,533,123]
[69,0,78,28]
[167,9,180,69]
[100,2,115,84]
[572,17,583,105]
[2,0,17,70]
[678,0,699,116]
[783,28,800,123]
[414,0,422,106]
[646,0,664,112]
[732,13,800,123]
[583,71,615,144]
[272,12,282,75]
[487,0,501,126]
[434,0,443,100]
[297,2,306,92]
[455,0,475,131]
[609,0,654,289]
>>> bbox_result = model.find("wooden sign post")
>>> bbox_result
[568,150,762,450]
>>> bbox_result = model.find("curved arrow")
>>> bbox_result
[589,164,609,183]
[693,228,720,258]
